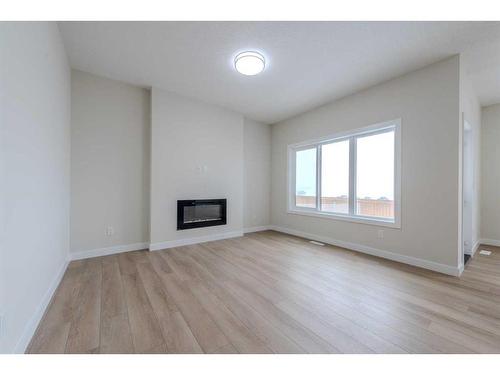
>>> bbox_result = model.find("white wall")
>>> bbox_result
[271,56,461,272]
[244,118,271,230]
[70,70,150,256]
[0,23,71,353]
[459,62,482,255]
[481,104,500,243]
[150,88,244,248]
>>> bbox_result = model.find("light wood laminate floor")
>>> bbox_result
[28,231,500,353]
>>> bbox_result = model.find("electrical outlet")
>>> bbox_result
[377,229,384,239]
[105,226,114,236]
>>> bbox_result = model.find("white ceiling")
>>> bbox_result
[59,21,500,124]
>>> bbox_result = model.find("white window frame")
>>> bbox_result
[287,119,401,228]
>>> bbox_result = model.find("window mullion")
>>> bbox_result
[349,137,357,216]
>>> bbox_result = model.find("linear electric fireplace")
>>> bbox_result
[177,199,227,230]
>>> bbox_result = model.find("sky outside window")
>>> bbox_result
[295,148,316,208]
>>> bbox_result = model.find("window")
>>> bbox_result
[356,131,395,219]
[288,119,401,228]
[321,140,349,214]
[295,147,317,208]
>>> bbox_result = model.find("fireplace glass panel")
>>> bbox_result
[183,204,222,224]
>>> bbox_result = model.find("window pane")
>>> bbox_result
[321,140,349,213]
[295,148,317,208]
[356,131,395,219]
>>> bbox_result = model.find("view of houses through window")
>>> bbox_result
[295,147,317,208]
[321,139,349,213]
[355,130,395,218]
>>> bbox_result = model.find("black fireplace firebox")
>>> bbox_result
[177,199,227,230]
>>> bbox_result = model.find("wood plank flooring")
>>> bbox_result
[27,231,500,353]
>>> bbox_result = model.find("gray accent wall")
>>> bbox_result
[271,56,462,269]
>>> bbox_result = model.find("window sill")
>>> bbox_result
[287,209,401,229]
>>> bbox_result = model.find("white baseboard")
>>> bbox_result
[464,239,480,257]
[269,225,461,276]
[243,225,272,234]
[149,230,243,251]
[471,240,480,257]
[458,263,465,276]
[479,238,500,247]
[13,258,69,353]
[70,242,149,261]
[71,231,249,258]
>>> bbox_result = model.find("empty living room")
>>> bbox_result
[3,0,500,372]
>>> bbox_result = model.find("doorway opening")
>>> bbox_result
[462,119,474,266]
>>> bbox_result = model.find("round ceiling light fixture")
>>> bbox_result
[234,51,265,76]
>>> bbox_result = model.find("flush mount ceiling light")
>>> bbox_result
[234,51,265,76]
